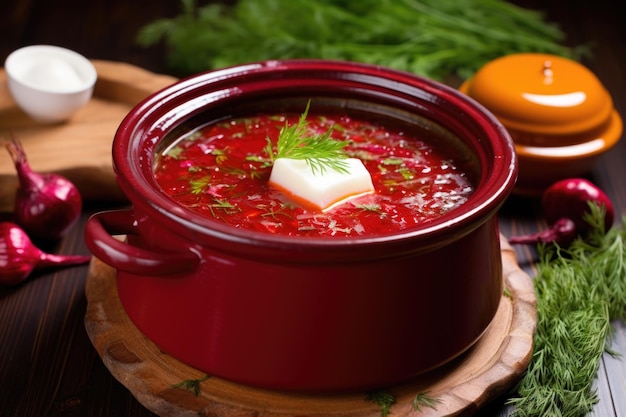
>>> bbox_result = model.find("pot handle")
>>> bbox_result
[84,209,200,276]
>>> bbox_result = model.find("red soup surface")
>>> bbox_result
[154,113,474,237]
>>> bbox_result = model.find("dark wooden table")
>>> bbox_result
[1,1,625,416]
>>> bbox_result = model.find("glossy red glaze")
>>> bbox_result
[84,60,517,392]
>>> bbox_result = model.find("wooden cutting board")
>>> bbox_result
[0,60,178,213]
[84,236,537,417]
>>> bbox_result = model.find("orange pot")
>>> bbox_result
[460,53,622,195]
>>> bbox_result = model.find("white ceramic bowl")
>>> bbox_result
[4,45,97,123]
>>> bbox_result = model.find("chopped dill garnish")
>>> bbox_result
[189,176,211,194]
[171,374,210,396]
[365,389,396,417]
[207,198,240,218]
[211,148,227,164]
[412,392,441,412]
[165,146,184,159]
[503,286,512,299]
[353,203,383,213]
[381,157,404,166]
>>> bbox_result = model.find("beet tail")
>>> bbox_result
[38,253,92,269]
[508,218,577,246]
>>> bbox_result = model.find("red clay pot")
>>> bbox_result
[84,60,517,392]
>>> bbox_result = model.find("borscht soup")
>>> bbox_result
[153,110,476,238]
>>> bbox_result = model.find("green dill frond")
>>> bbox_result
[190,176,211,194]
[508,203,626,417]
[136,0,578,81]
[265,101,350,175]
[413,392,441,411]
[365,389,396,417]
[171,374,210,396]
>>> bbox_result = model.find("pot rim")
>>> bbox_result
[113,59,517,253]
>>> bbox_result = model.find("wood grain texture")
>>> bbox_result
[0,60,177,212]
[83,237,536,417]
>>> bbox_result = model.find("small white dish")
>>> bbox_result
[4,45,97,123]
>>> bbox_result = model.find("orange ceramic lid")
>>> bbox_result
[459,53,621,147]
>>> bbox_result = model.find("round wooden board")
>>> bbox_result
[84,236,536,417]
[0,60,177,212]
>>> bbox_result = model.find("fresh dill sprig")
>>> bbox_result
[365,389,396,417]
[508,203,626,417]
[171,374,210,396]
[412,392,441,412]
[264,101,350,175]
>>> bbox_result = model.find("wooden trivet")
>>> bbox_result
[84,236,536,417]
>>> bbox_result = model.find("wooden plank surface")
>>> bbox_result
[1,1,625,417]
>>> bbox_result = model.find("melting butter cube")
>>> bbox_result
[269,158,374,211]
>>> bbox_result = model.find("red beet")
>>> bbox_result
[509,178,614,246]
[0,222,91,285]
[5,136,82,241]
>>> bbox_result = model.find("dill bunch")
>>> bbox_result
[508,203,626,417]
[136,0,582,81]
